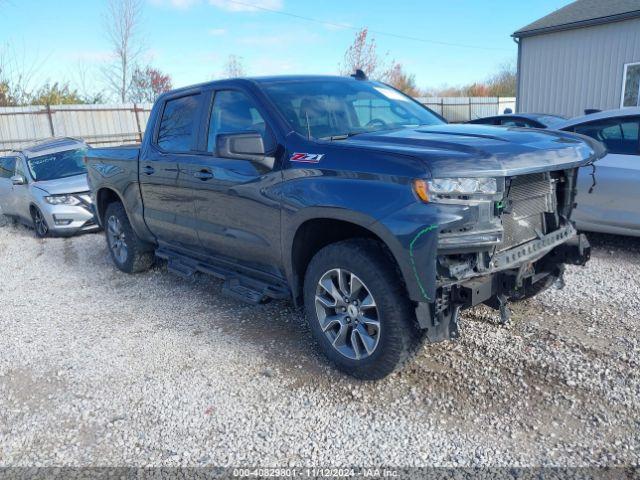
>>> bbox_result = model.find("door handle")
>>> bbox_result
[143,165,155,175]
[193,169,214,180]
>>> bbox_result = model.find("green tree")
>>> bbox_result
[30,82,85,105]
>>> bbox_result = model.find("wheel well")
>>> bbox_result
[291,218,404,303]
[96,188,122,223]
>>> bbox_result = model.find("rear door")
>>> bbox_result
[176,88,282,272]
[570,116,640,231]
[0,156,17,215]
[141,92,204,248]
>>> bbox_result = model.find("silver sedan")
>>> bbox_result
[0,138,99,237]
[559,108,640,237]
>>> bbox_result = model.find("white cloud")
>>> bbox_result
[207,0,283,12]
[208,28,227,36]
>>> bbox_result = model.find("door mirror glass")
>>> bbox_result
[11,175,26,185]
[217,132,274,170]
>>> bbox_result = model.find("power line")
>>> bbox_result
[220,0,512,52]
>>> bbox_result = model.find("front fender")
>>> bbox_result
[374,202,442,303]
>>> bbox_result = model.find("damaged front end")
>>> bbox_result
[420,168,592,343]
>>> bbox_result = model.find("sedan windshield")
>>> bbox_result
[260,80,444,139]
[27,148,87,182]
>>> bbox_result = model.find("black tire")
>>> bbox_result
[31,206,50,238]
[303,239,421,380]
[104,202,154,273]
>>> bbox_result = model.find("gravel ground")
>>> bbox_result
[0,218,639,468]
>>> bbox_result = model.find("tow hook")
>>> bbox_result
[496,294,511,325]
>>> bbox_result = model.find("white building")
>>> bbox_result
[513,0,640,117]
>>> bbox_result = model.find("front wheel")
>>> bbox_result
[31,206,49,238]
[104,202,154,273]
[303,239,421,380]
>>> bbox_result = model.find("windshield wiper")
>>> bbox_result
[320,131,369,141]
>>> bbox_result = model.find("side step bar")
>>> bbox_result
[156,247,290,305]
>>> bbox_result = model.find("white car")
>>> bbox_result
[0,138,99,237]
[559,108,640,237]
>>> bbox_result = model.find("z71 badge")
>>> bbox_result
[290,152,324,163]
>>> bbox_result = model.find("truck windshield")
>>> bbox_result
[260,80,444,139]
[27,148,87,182]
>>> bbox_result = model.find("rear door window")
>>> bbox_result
[0,156,17,179]
[573,118,640,155]
[156,94,201,152]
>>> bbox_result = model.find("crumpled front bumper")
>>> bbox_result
[414,230,591,343]
[39,201,100,235]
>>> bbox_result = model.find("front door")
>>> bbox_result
[12,158,32,221]
[141,92,203,248]
[572,116,640,232]
[177,88,282,273]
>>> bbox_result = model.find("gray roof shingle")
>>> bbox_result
[513,0,640,37]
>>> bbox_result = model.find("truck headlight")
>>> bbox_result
[428,177,497,195]
[44,195,81,206]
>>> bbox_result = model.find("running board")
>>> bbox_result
[156,247,290,305]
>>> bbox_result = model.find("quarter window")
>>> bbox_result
[573,118,640,155]
[622,63,640,108]
[157,94,201,152]
[0,156,17,179]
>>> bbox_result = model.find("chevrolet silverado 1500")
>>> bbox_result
[85,74,602,379]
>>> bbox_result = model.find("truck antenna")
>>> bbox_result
[305,111,312,140]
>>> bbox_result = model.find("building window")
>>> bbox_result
[622,63,640,108]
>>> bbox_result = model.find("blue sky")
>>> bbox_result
[2,0,572,96]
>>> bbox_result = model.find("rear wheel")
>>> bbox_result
[31,207,49,238]
[303,239,421,380]
[104,202,154,273]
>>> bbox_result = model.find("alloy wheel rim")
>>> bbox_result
[107,215,128,264]
[34,209,48,236]
[315,268,380,360]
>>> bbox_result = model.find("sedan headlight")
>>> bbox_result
[44,195,81,206]
[428,177,498,195]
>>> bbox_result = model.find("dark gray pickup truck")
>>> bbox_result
[86,74,602,379]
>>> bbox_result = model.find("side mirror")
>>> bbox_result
[11,175,25,185]
[216,132,275,170]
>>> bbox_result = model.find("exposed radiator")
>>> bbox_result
[501,173,556,251]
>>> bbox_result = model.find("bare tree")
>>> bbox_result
[0,44,47,106]
[72,60,106,104]
[221,54,246,78]
[339,28,391,81]
[102,0,145,102]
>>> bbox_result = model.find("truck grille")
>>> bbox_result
[500,173,556,251]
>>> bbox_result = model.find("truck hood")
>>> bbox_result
[339,124,604,177]
[33,174,89,195]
